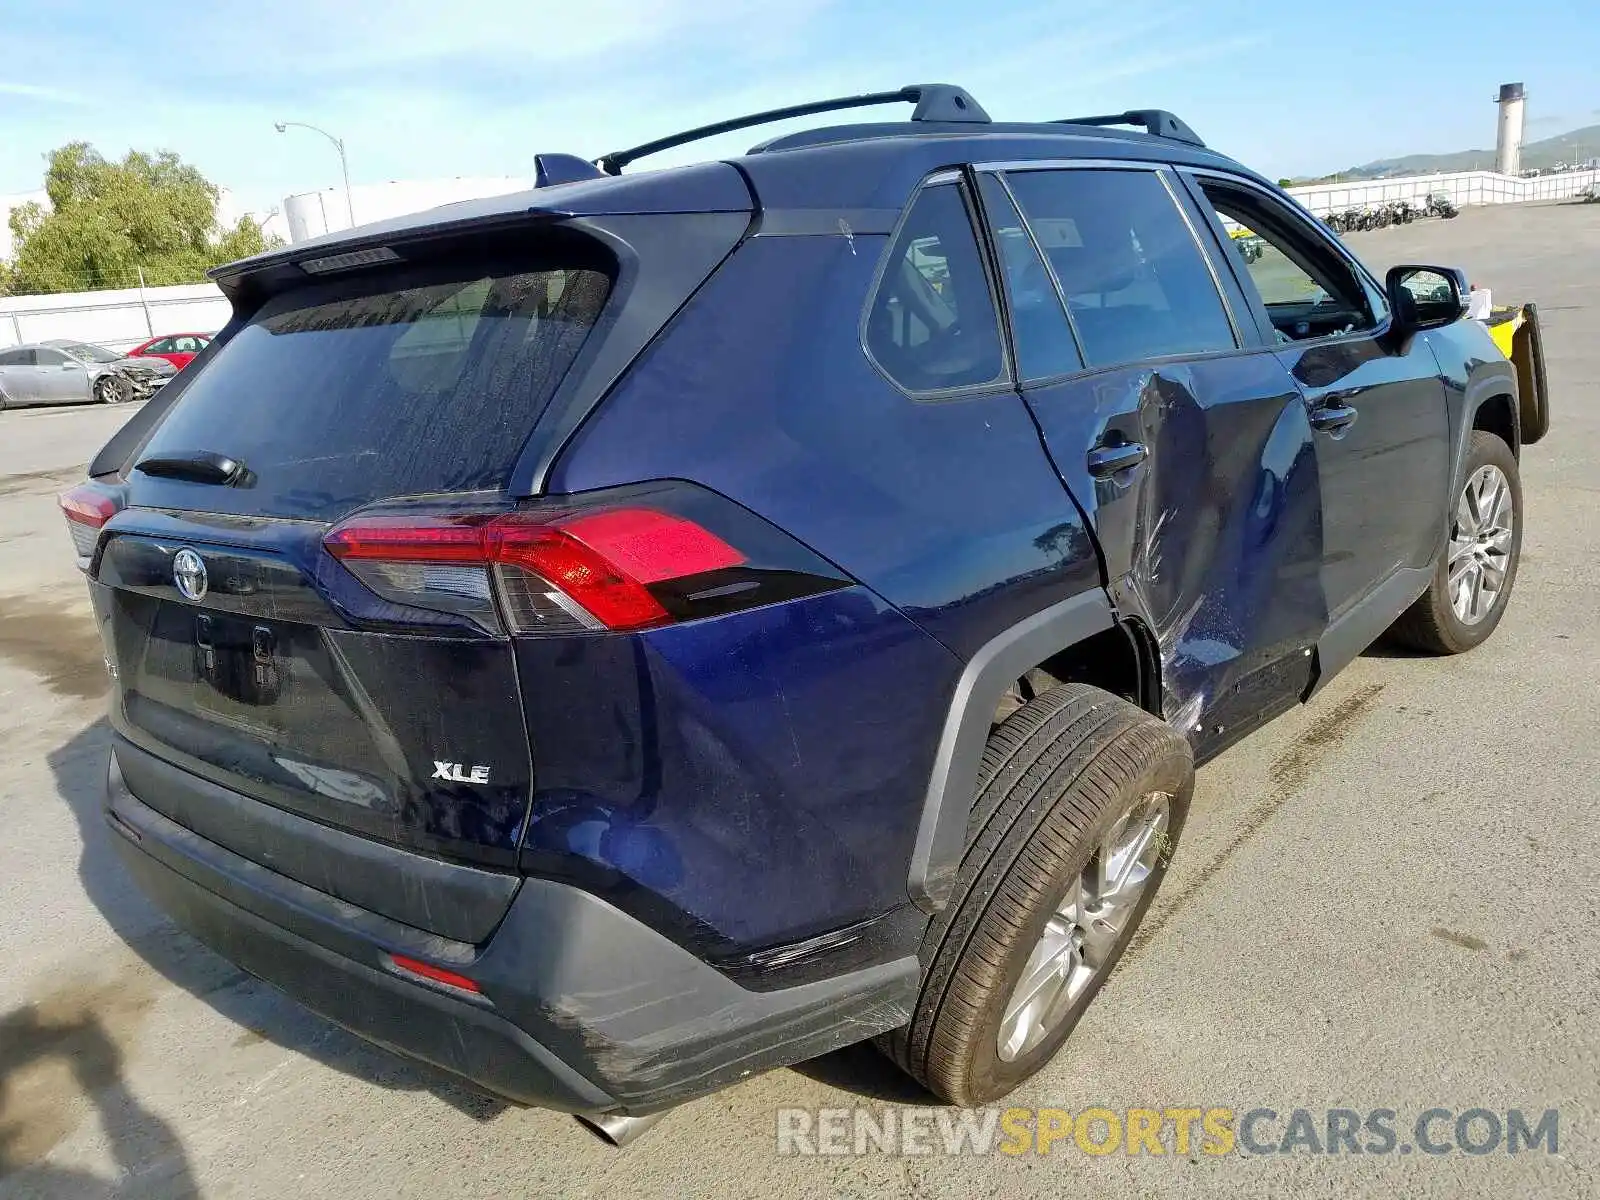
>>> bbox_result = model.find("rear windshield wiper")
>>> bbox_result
[134,450,250,486]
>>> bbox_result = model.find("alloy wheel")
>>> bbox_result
[996,790,1171,1062]
[1448,464,1514,625]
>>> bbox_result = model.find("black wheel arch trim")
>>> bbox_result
[908,588,1116,912]
[1453,357,1520,497]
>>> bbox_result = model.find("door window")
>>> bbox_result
[1003,169,1236,368]
[0,349,33,367]
[1199,181,1376,343]
[145,337,177,353]
[34,348,71,367]
[866,183,1006,393]
[976,173,1083,381]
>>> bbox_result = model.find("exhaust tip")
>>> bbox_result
[575,1109,667,1148]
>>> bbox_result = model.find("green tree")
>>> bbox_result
[4,142,280,296]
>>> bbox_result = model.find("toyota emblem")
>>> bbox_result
[173,548,208,602]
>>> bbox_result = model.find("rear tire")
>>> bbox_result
[1387,430,1522,654]
[882,683,1193,1106]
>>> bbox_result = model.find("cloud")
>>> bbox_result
[0,81,86,104]
[1,0,1268,208]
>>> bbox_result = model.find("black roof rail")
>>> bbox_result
[1055,109,1205,148]
[595,84,990,175]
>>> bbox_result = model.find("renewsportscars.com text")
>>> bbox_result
[776,1106,1559,1158]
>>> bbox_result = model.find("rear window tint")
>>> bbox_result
[1004,169,1236,368]
[977,173,1083,381]
[137,246,610,519]
[865,184,1005,393]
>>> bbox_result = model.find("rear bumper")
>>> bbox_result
[106,746,917,1115]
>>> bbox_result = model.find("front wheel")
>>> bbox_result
[95,374,132,405]
[1387,431,1522,654]
[881,683,1193,1106]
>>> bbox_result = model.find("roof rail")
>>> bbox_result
[595,84,990,175]
[1055,109,1205,148]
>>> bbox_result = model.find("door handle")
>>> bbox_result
[1309,402,1358,434]
[1086,441,1149,479]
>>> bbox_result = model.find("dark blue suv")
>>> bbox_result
[64,85,1540,1139]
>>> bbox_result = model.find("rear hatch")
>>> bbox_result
[81,228,624,931]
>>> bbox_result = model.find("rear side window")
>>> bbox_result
[866,183,1005,393]
[977,173,1083,381]
[1005,169,1236,368]
[137,244,611,520]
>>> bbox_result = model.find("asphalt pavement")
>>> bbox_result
[1,201,1596,1199]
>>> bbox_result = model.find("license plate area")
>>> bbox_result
[192,611,287,719]
[132,601,303,741]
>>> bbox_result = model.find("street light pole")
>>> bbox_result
[274,120,356,228]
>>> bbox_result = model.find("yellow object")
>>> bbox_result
[1484,305,1524,358]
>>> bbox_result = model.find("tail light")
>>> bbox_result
[59,483,123,569]
[324,482,849,636]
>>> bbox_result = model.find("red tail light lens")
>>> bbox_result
[326,506,747,634]
[58,484,122,566]
[388,954,480,994]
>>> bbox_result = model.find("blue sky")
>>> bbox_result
[1,0,1596,216]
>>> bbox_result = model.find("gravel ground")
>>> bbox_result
[1,200,1597,1199]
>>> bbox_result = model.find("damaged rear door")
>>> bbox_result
[974,163,1325,760]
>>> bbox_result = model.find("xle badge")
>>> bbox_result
[433,762,490,784]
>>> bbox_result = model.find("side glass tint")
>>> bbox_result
[1201,182,1376,342]
[1005,169,1236,367]
[866,183,1005,393]
[977,174,1083,381]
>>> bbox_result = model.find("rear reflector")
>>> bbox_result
[388,954,481,994]
[326,507,746,634]
[59,484,122,565]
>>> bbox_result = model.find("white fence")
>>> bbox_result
[0,282,231,353]
[1288,167,1600,216]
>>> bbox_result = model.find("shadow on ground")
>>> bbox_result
[43,717,509,1137]
[787,1041,942,1105]
[0,984,198,1198]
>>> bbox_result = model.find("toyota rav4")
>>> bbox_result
[62,85,1544,1142]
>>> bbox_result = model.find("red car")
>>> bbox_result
[127,332,213,370]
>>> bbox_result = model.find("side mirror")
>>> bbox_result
[1386,264,1470,333]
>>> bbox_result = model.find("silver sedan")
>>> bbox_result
[0,340,175,410]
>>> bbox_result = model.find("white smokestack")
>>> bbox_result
[1495,82,1526,177]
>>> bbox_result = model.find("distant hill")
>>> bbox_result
[1303,124,1600,183]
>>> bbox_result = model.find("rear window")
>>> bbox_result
[137,244,611,519]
